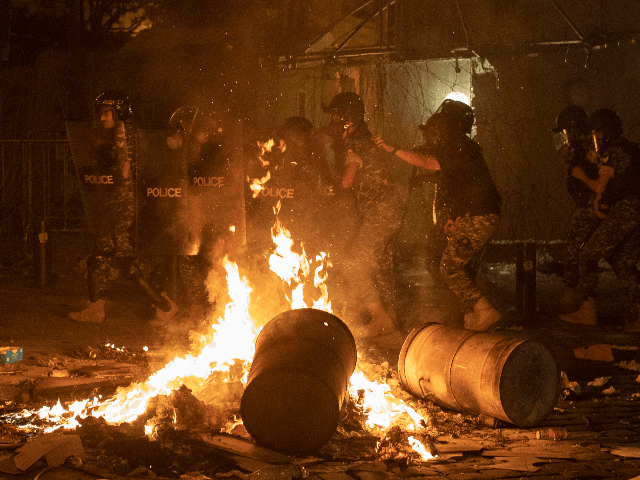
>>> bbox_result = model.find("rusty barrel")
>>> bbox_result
[240,308,357,455]
[398,323,559,427]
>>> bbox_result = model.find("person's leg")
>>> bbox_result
[562,199,640,325]
[345,199,402,339]
[553,207,601,313]
[608,216,640,331]
[440,213,500,330]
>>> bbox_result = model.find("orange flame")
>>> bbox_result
[90,256,258,426]
[13,221,432,461]
[268,219,331,312]
[248,138,279,197]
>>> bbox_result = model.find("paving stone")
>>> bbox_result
[348,470,392,480]
[438,473,493,480]
[396,465,439,477]
[316,472,358,480]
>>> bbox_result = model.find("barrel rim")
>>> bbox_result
[258,307,356,342]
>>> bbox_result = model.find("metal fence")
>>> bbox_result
[0,139,85,244]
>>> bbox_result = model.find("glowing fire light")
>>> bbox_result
[408,436,434,461]
[248,138,279,197]
[268,219,332,312]
[348,371,423,430]
[267,221,431,459]
[10,219,433,462]
[91,256,258,426]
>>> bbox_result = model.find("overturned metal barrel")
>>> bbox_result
[398,323,559,427]
[240,308,357,455]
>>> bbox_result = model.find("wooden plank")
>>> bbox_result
[200,434,293,464]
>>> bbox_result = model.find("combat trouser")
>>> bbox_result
[577,197,640,299]
[440,213,499,312]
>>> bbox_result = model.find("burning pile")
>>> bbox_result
[1,219,443,474]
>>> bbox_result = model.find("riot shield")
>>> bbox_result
[183,118,246,256]
[135,122,246,256]
[135,129,190,255]
[66,121,131,239]
[245,151,339,257]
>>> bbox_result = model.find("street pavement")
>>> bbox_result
[2,250,640,479]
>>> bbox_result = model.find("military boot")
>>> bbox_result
[464,296,501,331]
[69,299,106,323]
[559,297,597,325]
[540,286,583,314]
[623,304,640,333]
[364,300,398,337]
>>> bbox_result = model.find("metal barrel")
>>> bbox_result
[240,308,357,455]
[398,323,559,427]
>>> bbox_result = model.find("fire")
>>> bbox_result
[91,256,258,426]
[6,218,434,461]
[268,216,332,312]
[248,138,279,197]
[267,221,432,460]
[10,256,258,432]
[348,371,424,431]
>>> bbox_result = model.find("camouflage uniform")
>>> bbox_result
[575,138,640,303]
[561,144,600,290]
[88,120,136,300]
[440,213,499,310]
[343,132,403,314]
[435,135,501,312]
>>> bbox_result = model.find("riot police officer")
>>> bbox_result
[326,92,404,347]
[541,106,599,315]
[70,92,173,323]
[375,102,502,332]
[167,105,241,321]
[560,108,640,328]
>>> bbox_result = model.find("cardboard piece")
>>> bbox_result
[478,456,545,472]
[0,433,83,473]
[574,344,614,362]
[200,434,293,464]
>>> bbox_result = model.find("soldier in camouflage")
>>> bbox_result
[542,106,601,314]
[326,92,403,347]
[560,108,640,328]
[71,92,172,323]
[376,100,502,331]
[168,106,237,321]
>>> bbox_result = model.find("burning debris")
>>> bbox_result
[0,220,523,478]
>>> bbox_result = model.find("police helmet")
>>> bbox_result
[277,116,313,139]
[169,105,198,131]
[588,108,623,142]
[327,92,366,125]
[94,91,133,123]
[436,99,474,135]
[418,112,452,142]
[554,105,588,134]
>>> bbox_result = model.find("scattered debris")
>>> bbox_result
[0,347,23,365]
[574,344,614,362]
[587,377,610,387]
[0,432,83,473]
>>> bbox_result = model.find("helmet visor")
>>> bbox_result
[553,129,569,151]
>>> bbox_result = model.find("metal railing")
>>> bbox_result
[0,138,85,242]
